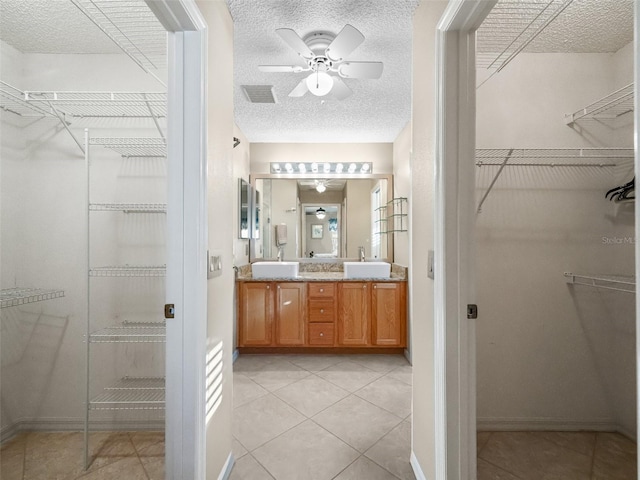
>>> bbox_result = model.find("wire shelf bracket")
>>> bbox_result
[564,272,635,294]
[565,83,634,126]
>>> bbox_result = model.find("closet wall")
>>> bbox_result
[0,39,163,439]
[476,44,635,436]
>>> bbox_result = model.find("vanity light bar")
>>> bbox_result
[270,162,373,175]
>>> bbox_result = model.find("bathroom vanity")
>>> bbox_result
[236,262,407,352]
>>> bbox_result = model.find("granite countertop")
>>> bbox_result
[236,266,407,282]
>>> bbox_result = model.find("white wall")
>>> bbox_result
[1,41,165,439]
[410,2,448,478]
[250,142,393,174]
[476,46,635,436]
[197,1,236,477]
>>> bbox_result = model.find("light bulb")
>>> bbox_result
[335,163,344,173]
[272,163,281,173]
[285,163,293,173]
[311,162,319,173]
[298,163,306,173]
[306,72,334,97]
[323,163,331,173]
[348,163,357,173]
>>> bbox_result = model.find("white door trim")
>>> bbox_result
[434,1,495,478]
[634,0,639,460]
[145,1,208,478]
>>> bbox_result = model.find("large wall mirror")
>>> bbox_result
[250,174,393,261]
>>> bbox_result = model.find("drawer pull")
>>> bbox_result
[320,309,324,313]
[319,332,324,337]
[320,288,324,292]
[283,300,292,306]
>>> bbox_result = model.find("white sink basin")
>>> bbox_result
[343,261,391,279]
[252,261,299,279]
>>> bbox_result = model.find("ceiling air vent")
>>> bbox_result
[241,85,277,104]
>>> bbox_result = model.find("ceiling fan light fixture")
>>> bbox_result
[316,207,326,219]
[316,182,327,193]
[306,71,333,96]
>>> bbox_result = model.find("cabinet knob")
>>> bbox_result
[320,309,324,313]
[266,285,270,289]
[363,285,366,289]
[374,285,377,289]
[320,332,324,337]
[320,288,324,292]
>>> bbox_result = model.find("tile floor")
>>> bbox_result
[230,354,413,480]
[1,353,637,480]
[0,430,164,479]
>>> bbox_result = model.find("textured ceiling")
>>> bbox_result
[0,0,634,143]
[0,0,121,54]
[525,0,634,53]
[227,0,419,143]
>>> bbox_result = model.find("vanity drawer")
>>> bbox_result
[308,283,335,298]
[308,323,334,345]
[308,299,335,322]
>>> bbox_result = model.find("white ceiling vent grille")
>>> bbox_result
[241,85,277,104]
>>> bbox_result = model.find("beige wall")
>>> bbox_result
[198,0,235,477]
[250,143,393,174]
[411,2,448,478]
[476,45,635,436]
[345,179,374,258]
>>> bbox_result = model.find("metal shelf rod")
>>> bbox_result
[477,149,513,214]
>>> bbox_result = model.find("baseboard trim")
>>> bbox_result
[2,418,164,444]
[410,451,427,480]
[217,452,235,480]
[477,417,618,433]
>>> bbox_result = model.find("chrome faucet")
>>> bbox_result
[358,246,365,262]
[277,246,284,261]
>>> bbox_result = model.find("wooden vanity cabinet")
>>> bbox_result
[238,279,406,349]
[372,282,406,347]
[337,282,371,346]
[307,283,336,346]
[275,282,306,346]
[238,282,273,346]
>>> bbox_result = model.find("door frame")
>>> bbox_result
[433,1,495,478]
[144,1,208,478]
[634,0,639,453]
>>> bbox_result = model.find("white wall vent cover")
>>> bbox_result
[241,85,277,104]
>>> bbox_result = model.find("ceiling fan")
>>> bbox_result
[259,24,383,100]
[298,179,344,193]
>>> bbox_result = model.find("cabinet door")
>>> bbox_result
[338,282,370,346]
[275,282,306,346]
[239,282,273,346]
[372,283,406,346]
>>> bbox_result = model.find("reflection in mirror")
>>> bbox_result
[238,178,250,239]
[302,204,340,258]
[252,176,391,261]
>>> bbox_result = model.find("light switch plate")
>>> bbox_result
[208,250,223,279]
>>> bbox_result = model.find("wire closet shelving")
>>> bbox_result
[0,288,65,309]
[90,322,166,343]
[476,0,574,80]
[70,0,167,85]
[475,148,634,213]
[565,83,634,126]
[89,377,165,410]
[564,273,635,294]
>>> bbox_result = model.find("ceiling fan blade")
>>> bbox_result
[276,28,314,59]
[325,24,364,62]
[331,77,352,100]
[288,78,309,97]
[259,65,308,73]
[338,61,384,79]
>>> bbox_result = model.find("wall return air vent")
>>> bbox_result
[241,85,276,103]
